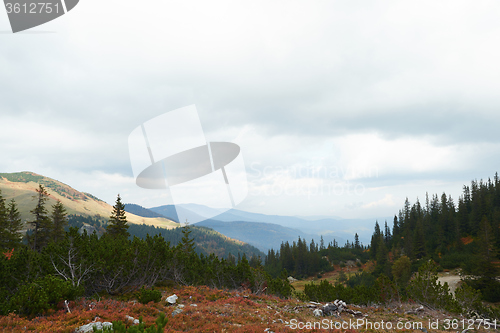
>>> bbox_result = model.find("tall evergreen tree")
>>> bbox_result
[5,199,23,249]
[384,221,391,245]
[106,194,129,238]
[29,184,52,251]
[370,221,381,260]
[51,200,67,243]
[0,190,9,250]
[354,233,360,249]
[179,223,196,254]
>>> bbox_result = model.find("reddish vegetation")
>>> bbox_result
[0,285,494,332]
[461,236,474,245]
[2,248,14,260]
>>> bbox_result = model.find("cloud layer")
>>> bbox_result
[1,1,500,218]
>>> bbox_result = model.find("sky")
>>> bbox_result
[1,0,500,219]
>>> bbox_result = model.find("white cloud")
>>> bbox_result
[2,1,500,219]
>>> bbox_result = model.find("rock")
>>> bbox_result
[287,276,298,283]
[125,315,140,325]
[172,308,183,316]
[406,305,424,314]
[190,304,197,307]
[74,321,113,333]
[166,294,178,305]
[322,303,338,316]
[177,304,185,309]
[313,309,323,317]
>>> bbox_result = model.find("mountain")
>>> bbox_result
[124,203,168,219]
[149,203,385,249]
[0,171,178,230]
[194,219,345,253]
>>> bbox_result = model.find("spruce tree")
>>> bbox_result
[6,199,23,249]
[51,200,67,243]
[179,222,195,254]
[0,190,9,250]
[29,184,52,251]
[354,233,360,249]
[106,194,129,238]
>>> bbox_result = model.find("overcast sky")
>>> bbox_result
[1,0,500,219]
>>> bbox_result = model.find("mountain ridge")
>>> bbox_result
[0,171,178,230]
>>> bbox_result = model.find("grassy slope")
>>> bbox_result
[0,171,178,230]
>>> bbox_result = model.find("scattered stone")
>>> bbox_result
[172,308,183,316]
[322,303,338,316]
[74,321,113,333]
[166,294,178,305]
[125,315,140,325]
[309,299,363,318]
[313,309,323,317]
[406,305,424,314]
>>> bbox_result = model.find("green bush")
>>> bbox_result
[137,286,162,304]
[94,312,168,333]
[302,279,379,305]
[9,275,82,316]
[407,260,459,312]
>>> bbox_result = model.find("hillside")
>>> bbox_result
[0,171,178,229]
[195,219,324,253]
[122,204,263,258]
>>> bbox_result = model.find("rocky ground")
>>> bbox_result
[1,285,499,332]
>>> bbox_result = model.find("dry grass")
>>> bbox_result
[0,176,178,230]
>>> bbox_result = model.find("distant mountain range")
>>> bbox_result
[0,171,386,254]
[124,203,390,253]
[0,171,262,259]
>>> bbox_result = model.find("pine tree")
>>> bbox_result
[354,233,360,249]
[384,221,392,245]
[370,221,381,260]
[106,194,129,238]
[51,200,67,243]
[179,222,195,254]
[6,199,23,249]
[0,190,9,250]
[29,184,52,251]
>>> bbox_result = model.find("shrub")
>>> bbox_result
[137,286,162,304]
[407,260,458,312]
[9,275,82,316]
[93,312,168,332]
